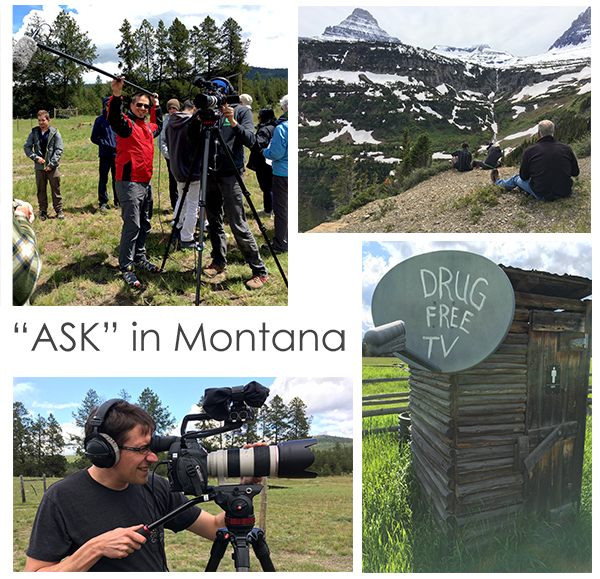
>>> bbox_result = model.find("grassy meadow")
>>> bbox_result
[13,113,287,306]
[362,357,592,572]
[13,475,352,572]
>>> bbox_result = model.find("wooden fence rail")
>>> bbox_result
[19,474,47,503]
[362,377,592,435]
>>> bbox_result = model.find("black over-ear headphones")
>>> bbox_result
[84,399,122,468]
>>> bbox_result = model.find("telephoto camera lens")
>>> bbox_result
[207,439,317,479]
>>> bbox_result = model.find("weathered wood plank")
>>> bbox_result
[531,310,586,333]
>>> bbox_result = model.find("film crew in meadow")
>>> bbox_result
[142,382,316,572]
[14,32,288,304]
[159,76,288,305]
[366,250,592,544]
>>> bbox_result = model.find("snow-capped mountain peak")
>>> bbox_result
[431,44,515,66]
[320,8,401,43]
[549,6,591,50]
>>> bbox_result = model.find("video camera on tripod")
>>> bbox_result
[149,381,317,496]
[139,382,317,572]
[192,75,240,114]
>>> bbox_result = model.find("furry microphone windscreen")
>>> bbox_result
[13,36,38,74]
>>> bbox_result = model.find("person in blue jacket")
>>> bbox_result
[262,95,288,254]
[91,97,118,212]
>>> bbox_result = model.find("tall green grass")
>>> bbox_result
[362,359,592,572]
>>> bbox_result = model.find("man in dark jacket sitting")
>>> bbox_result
[492,120,579,201]
[451,142,472,172]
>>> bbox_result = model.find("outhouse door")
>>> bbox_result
[521,303,592,522]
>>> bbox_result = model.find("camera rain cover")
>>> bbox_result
[203,381,270,421]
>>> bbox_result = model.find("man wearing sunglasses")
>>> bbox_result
[107,77,163,288]
[24,400,263,572]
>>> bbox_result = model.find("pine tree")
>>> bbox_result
[31,414,47,472]
[116,19,142,89]
[72,389,102,430]
[136,388,176,435]
[406,133,432,171]
[197,16,224,78]
[153,20,170,92]
[13,402,35,475]
[219,17,250,76]
[46,10,97,107]
[136,19,155,87]
[166,18,193,96]
[331,150,356,208]
[43,414,68,477]
[262,395,291,444]
[117,388,131,402]
[287,397,313,439]
[69,389,102,464]
[399,128,412,176]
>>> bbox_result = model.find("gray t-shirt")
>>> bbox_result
[26,468,202,571]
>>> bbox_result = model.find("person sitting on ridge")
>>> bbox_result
[491,120,579,201]
[451,142,472,172]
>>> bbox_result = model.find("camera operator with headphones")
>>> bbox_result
[24,399,263,572]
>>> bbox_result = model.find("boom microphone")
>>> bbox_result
[13,35,38,74]
[12,33,154,96]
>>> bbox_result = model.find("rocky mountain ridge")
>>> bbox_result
[309,7,401,44]
[298,7,591,231]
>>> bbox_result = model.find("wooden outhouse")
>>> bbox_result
[409,266,591,539]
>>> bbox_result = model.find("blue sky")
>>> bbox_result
[13,5,292,82]
[14,376,353,449]
[298,6,588,57]
[362,240,592,335]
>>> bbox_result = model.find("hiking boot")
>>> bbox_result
[261,243,286,255]
[134,257,161,272]
[122,266,140,288]
[40,211,48,221]
[490,169,499,184]
[57,210,65,220]
[99,204,108,214]
[180,239,198,250]
[246,275,268,291]
[203,262,226,278]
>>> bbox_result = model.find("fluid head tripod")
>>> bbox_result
[138,481,275,572]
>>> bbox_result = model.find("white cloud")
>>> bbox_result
[13,381,37,398]
[15,6,290,84]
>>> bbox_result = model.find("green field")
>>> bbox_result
[13,114,288,306]
[362,358,592,572]
[14,475,352,572]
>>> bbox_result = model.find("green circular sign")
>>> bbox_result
[371,250,515,373]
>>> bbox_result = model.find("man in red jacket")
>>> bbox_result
[107,77,162,288]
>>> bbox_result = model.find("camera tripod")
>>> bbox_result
[206,484,275,572]
[160,108,288,306]
[138,483,275,572]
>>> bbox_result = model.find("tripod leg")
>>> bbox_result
[195,129,212,306]
[160,142,203,272]
[248,528,276,572]
[205,528,230,572]
[230,535,252,572]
